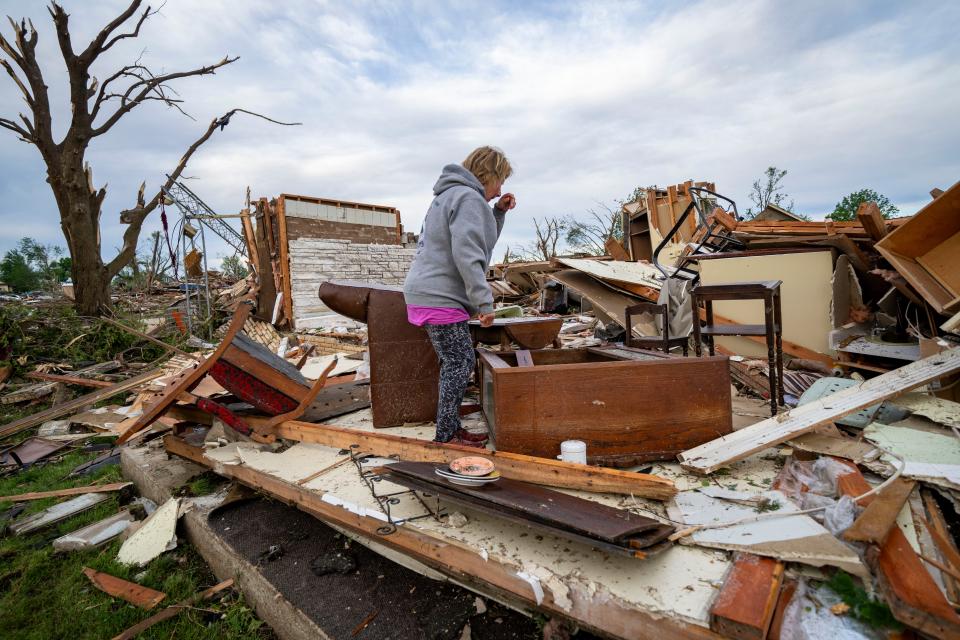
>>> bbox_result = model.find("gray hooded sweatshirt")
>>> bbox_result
[403,164,506,315]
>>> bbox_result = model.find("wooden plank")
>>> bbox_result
[766,579,797,640]
[843,478,916,543]
[162,435,713,640]
[837,464,960,638]
[24,372,114,388]
[112,579,233,640]
[0,482,132,502]
[604,236,630,261]
[0,368,163,441]
[709,554,784,640]
[83,567,165,610]
[276,196,294,327]
[856,202,888,241]
[678,348,960,474]
[248,418,677,500]
[922,491,960,599]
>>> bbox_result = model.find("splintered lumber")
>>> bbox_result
[24,372,114,388]
[0,482,132,503]
[112,579,234,640]
[837,464,960,638]
[857,202,888,241]
[0,368,163,441]
[83,567,165,609]
[96,315,196,360]
[843,478,915,543]
[922,491,960,597]
[248,418,676,499]
[679,348,960,474]
[709,554,784,640]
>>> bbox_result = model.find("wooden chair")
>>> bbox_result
[624,302,689,356]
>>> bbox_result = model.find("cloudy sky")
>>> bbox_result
[1,0,958,267]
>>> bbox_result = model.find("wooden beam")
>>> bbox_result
[24,372,114,388]
[837,464,960,638]
[843,478,915,543]
[83,567,165,610]
[0,368,163,441]
[0,482,132,502]
[96,316,195,360]
[162,435,713,640]
[679,348,960,474]
[856,202,888,241]
[276,196,294,327]
[709,554,784,640]
[249,419,677,500]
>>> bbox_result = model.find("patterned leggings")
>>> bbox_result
[424,321,475,442]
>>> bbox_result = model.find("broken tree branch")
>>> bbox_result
[105,108,300,278]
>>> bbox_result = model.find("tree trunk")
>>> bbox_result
[54,152,112,316]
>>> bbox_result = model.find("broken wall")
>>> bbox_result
[288,238,416,325]
[282,194,402,245]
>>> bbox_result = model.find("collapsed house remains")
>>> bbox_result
[3,177,960,639]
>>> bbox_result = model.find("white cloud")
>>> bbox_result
[0,0,958,265]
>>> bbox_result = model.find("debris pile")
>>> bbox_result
[2,178,959,639]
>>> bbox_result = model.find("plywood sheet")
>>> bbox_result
[697,250,833,357]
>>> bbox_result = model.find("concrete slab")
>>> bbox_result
[121,441,332,640]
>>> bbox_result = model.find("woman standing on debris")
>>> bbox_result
[404,146,517,447]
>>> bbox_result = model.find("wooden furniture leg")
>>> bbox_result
[692,294,703,357]
[764,293,778,416]
[774,289,785,407]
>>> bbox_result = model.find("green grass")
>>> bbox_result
[0,448,274,639]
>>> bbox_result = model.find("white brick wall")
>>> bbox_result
[288,238,417,325]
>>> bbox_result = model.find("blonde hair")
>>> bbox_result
[462,146,513,188]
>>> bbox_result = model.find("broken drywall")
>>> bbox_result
[666,488,865,577]
[117,497,180,566]
[864,422,960,491]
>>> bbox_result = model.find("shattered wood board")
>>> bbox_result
[863,422,960,491]
[196,439,732,631]
[890,392,960,428]
[83,567,166,609]
[679,348,960,474]
[666,488,865,577]
[9,493,110,535]
[117,498,180,566]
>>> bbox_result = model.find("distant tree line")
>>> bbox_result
[0,238,71,293]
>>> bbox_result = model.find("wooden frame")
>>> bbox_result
[477,346,732,467]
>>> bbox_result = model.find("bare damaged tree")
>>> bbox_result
[0,2,298,314]
[523,217,566,261]
[565,202,623,256]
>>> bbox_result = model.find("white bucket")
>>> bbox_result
[557,440,587,465]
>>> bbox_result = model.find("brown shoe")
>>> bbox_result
[434,434,486,448]
[454,428,488,443]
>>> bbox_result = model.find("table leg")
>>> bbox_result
[774,290,785,407]
[764,295,777,416]
[692,294,703,357]
[706,300,716,356]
